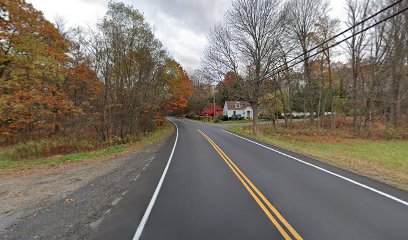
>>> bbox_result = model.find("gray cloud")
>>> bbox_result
[30,0,347,74]
[137,0,230,33]
[78,0,231,73]
[130,0,231,73]
[83,0,230,32]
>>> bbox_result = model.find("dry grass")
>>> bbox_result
[0,122,174,171]
[229,124,408,190]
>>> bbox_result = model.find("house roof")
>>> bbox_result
[225,101,251,110]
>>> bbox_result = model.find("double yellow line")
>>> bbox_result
[198,129,302,240]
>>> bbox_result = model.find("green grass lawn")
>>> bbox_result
[0,123,174,171]
[193,118,266,124]
[219,119,253,124]
[229,126,408,190]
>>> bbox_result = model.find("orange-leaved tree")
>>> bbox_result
[0,0,74,141]
[63,29,103,118]
[160,59,192,114]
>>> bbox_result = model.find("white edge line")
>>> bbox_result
[221,129,408,207]
[133,120,179,240]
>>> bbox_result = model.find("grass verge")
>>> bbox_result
[229,126,408,190]
[191,118,265,124]
[218,119,254,124]
[0,122,174,171]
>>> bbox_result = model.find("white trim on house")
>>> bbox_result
[223,101,253,119]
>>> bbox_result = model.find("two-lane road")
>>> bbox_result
[91,118,408,240]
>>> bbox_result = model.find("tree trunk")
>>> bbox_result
[365,97,373,137]
[304,57,315,125]
[352,54,359,132]
[252,103,259,135]
[274,90,278,128]
[285,70,293,128]
[277,75,289,128]
[281,95,289,128]
[326,50,335,130]
[317,57,324,129]
[279,56,293,128]
[391,65,401,128]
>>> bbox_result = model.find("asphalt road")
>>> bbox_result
[91,118,408,240]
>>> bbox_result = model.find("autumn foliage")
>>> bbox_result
[0,1,191,145]
[163,60,193,114]
[201,103,223,117]
[1,0,74,139]
[223,71,238,87]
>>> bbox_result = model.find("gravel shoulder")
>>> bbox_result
[0,133,172,240]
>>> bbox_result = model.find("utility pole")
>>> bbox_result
[213,88,216,123]
[198,77,201,120]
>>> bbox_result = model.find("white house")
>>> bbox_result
[223,101,253,119]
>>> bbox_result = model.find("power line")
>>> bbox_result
[271,4,408,79]
[254,0,407,84]
[279,0,404,70]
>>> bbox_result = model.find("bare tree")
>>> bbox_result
[312,16,340,129]
[84,2,168,140]
[203,0,284,134]
[387,0,408,127]
[283,0,329,125]
[345,0,372,131]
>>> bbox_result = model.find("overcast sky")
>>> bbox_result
[27,0,347,74]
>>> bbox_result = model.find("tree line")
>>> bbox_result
[0,0,192,144]
[201,0,408,135]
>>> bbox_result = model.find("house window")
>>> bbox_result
[235,102,240,108]
[233,110,236,115]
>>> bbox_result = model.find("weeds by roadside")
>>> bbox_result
[0,122,174,171]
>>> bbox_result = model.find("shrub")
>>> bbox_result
[221,115,229,121]
[12,142,41,159]
[155,115,164,127]
[9,137,102,160]
[105,135,124,146]
[231,114,241,120]
[320,115,346,129]
[384,128,403,140]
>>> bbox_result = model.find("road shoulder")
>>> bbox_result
[88,131,176,240]
[1,129,176,240]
